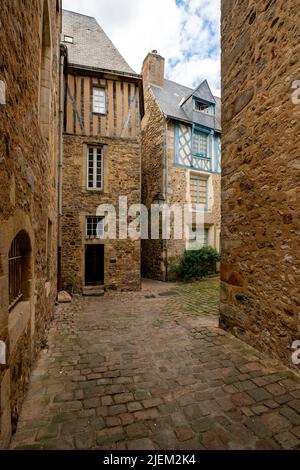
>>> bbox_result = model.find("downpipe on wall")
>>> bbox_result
[57,44,67,293]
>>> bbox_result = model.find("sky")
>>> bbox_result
[62,0,221,96]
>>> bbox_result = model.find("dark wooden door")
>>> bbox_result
[85,245,104,285]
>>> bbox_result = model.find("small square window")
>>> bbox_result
[86,216,104,239]
[64,35,73,44]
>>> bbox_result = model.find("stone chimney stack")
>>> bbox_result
[142,50,165,93]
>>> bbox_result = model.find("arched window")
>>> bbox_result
[39,0,51,139]
[8,231,32,311]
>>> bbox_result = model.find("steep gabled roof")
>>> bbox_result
[62,10,137,76]
[150,79,221,132]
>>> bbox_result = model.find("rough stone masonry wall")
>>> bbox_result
[141,89,165,280]
[220,0,300,367]
[62,134,141,291]
[0,0,60,448]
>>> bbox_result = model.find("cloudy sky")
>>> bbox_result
[62,0,221,96]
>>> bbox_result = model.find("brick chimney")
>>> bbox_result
[142,50,165,92]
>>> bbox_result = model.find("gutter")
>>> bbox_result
[57,44,68,292]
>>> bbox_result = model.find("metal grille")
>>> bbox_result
[86,216,104,239]
[9,238,23,310]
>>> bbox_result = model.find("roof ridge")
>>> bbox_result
[62,9,95,19]
[164,78,193,92]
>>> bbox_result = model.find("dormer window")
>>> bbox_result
[64,35,73,44]
[194,100,214,115]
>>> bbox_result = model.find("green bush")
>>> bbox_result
[168,246,221,282]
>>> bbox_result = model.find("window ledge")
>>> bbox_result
[8,300,31,353]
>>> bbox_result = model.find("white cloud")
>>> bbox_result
[62,0,220,95]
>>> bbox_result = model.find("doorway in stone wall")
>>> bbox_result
[85,245,104,286]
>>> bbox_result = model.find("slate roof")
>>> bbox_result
[62,10,138,77]
[150,79,221,132]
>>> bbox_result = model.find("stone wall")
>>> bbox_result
[141,89,165,280]
[220,0,300,366]
[0,0,61,448]
[62,134,141,291]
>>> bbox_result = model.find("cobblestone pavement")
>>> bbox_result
[11,278,300,450]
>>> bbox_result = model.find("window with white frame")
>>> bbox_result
[86,216,104,239]
[189,225,209,247]
[87,147,103,190]
[193,131,208,157]
[93,88,106,114]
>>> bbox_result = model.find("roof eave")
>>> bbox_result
[165,113,221,133]
[65,63,145,118]
[66,63,141,80]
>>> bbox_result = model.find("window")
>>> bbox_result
[190,226,209,247]
[63,35,73,44]
[86,216,104,239]
[8,231,31,311]
[87,147,103,190]
[194,100,213,114]
[190,176,208,208]
[195,100,209,111]
[193,131,208,157]
[93,88,106,114]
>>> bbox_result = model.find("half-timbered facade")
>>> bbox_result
[141,51,221,280]
[61,10,143,292]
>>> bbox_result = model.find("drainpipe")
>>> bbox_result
[57,45,67,292]
[163,118,169,281]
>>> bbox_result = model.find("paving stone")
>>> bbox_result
[125,422,150,439]
[292,426,300,439]
[175,426,195,442]
[101,396,113,406]
[231,392,255,407]
[247,387,272,402]
[74,432,94,450]
[106,417,121,427]
[96,427,125,446]
[83,398,99,409]
[288,400,300,414]
[127,438,156,450]
[252,405,268,415]
[108,404,128,416]
[134,408,159,421]
[201,428,230,450]
[274,431,300,449]
[114,393,134,404]
[36,424,59,441]
[265,383,286,397]
[128,402,143,412]
[142,398,163,409]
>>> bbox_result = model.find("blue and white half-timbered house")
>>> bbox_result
[142,51,221,280]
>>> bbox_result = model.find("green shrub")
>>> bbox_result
[168,246,221,282]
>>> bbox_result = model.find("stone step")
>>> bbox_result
[82,286,105,297]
